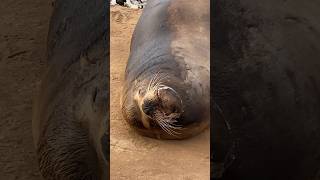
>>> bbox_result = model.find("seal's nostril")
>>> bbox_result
[142,101,153,116]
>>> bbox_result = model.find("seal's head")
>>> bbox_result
[137,82,183,133]
[121,72,208,139]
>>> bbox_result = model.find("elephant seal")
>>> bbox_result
[32,0,108,179]
[121,0,210,139]
[213,0,320,179]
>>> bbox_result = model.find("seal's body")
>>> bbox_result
[121,0,210,139]
[32,0,108,179]
[213,0,320,179]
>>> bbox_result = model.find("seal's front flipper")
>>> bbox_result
[37,109,101,180]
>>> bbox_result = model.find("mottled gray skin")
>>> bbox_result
[121,0,210,139]
[32,0,108,179]
[213,0,320,179]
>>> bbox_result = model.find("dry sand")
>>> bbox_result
[110,6,210,180]
[0,0,51,179]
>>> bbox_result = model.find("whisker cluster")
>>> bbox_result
[145,71,184,137]
[147,71,168,92]
[153,111,183,137]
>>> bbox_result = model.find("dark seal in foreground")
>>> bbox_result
[213,0,320,179]
[32,0,108,179]
[121,0,210,139]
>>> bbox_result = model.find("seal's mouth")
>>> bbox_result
[141,85,183,136]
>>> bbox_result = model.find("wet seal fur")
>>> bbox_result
[32,0,108,179]
[121,0,210,139]
[213,0,320,179]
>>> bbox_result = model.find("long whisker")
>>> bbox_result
[161,121,178,136]
[161,120,181,136]
[150,73,169,91]
[154,71,163,84]
[156,73,168,85]
[147,72,159,91]
[158,121,173,135]
[153,111,183,137]
[163,119,183,130]
[150,71,162,90]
